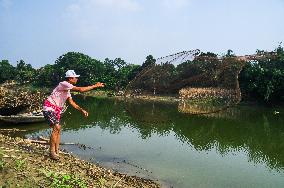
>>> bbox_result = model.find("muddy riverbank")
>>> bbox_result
[0,134,160,188]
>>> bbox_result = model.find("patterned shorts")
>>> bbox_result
[43,100,62,127]
[43,110,60,127]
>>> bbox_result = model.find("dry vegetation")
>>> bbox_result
[0,81,46,116]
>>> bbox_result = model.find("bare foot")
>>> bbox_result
[50,152,59,160]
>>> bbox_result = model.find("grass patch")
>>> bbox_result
[0,159,5,171]
[39,168,88,188]
[0,149,5,171]
[14,159,26,171]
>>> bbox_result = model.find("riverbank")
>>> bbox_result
[83,90,180,104]
[83,90,284,107]
[0,134,160,188]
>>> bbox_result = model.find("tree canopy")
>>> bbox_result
[1,46,283,103]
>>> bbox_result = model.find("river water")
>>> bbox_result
[4,96,284,188]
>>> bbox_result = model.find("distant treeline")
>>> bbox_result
[0,46,283,103]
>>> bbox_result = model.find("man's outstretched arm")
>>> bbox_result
[72,82,104,92]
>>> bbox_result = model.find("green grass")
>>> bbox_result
[97,177,107,188]
[0,159,5,170]
[39,168,88,188]
[15,159,26,171]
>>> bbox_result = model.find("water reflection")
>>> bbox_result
[59,96,284,173]
[178,101,242,119]
[0,121,48,138]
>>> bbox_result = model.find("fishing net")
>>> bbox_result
[124,50,275,115]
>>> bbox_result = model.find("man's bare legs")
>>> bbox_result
[55,125,61,155]
[50,124,60,160]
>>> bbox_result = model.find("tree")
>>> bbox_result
[0,60,16,83]
[142,55,156,69]
[15,60,36,84]
[239,45,284,102]
[225,49,236,57]
[103,58,140,90]
[34,64,57,87]
[53,52,105,86]
[117,64,140,89]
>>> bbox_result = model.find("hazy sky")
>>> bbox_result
[0,0,284,67]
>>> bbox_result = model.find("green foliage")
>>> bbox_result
[35,64,57,87]
[97,177,107,188]
[99,58,140,90]
[153,63,176,93]
[40,169,87,188]
[116,64,140,89]
[53,52,104,86]
[50,173,87,188]
[176,52,219,84]
[225,49,236,57]
[0,159,5,170]
[176,60,202,81]
[0,60,16,83]
[0,46,283,104]
[35,52,139,90]
[101,58,119,89]
[15,159,26,171]
[239,45,284,102]
[0,149,5,171]
[142,55,156,69]
[136,55,156,74]
[15,60,36,84]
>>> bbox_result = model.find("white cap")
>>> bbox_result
[65,70,80,78]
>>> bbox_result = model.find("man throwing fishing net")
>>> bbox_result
[42,70,104,160]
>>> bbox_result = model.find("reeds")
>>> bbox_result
[179,87,240,104]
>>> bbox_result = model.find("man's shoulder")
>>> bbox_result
[60,81,70,85]
[59,81,74,88]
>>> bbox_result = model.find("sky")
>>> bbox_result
[0,0,284,68]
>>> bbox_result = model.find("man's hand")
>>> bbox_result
[82,109,89,117]
[94,82,105,88]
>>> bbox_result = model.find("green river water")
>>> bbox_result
[3,96,284,188]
